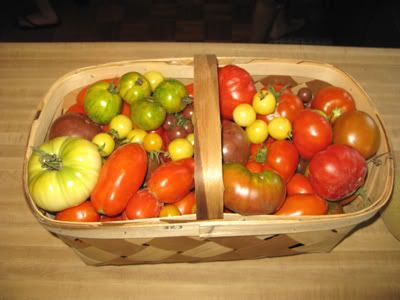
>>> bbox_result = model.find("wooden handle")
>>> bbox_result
[193,55,224,220]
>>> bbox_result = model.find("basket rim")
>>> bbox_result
[22,56,395,238]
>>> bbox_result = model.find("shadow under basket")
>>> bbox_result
[23,55,394,266]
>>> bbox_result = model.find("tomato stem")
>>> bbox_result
[32,147,63,171]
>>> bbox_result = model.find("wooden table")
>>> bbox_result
[1,43,399,299]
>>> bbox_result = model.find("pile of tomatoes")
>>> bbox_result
[27,63,381,222]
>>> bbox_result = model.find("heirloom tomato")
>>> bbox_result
[55,201,100,222]
[276,93,304,123]
[311,86,355,122]
[131,97,166,131]
[292,110,332,160]
[123,189,161,220]
[91,143,147,216]
[118,72,152,104]
[148,158,194,204]
[333,110,380,159]
[266,140,299,183]
[84,81,122,124]
[223,163,286,215]
[286,173,314,196]
[28,136,102,212]
[308,144,367,201]
[77,77,119,106]
[275,194,328,216]
[218,65,256,120]
[153,79,190,113]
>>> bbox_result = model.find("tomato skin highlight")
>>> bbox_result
[308,144,367,201]
[275,194,328,216]
[218,65,256,120]
[91,143,147,216]
[55,201,100,222]
[292,110,333,160]
[148,158,194,204]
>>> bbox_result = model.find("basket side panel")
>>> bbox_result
[56,225,354,266]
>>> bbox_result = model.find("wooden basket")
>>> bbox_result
[22,55,394,266]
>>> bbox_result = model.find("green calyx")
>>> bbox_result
[32,147,63,171]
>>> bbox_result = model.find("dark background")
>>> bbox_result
[1,0,399,47]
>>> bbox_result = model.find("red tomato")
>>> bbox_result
[121,101,131,117]
[66,103,86,114]
[311,86,355,122]
[77,77,119,106]
[186,83,194,98]
[292,110,332,160]
[218,65,256,120]
[286,173,314,196]
[276,93,304,123]
[55,201,100,222]
[91,143,147,216]
[174,192,196,215]
[246,161,263,173]
[266,140,299,183]
[148,158,194,203]
[124,189,161,220]
[275,194,328,216]
[308,144,367,201]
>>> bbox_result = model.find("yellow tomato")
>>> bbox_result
[268,116,292,140]
[126,128,147,144]
[109,114,133,139]
[186,133,195,146]
[92,133,115,157]
[143,132,163,152]
[252,88,276,115]
[233,103,256,127]
[168,138,194,161]
[144,71,165,92]
[159,204,181,217]
[246,120,269,144]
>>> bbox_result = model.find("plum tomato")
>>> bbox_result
[292,109,332,160]
[333,110,380,159]
[311,86,356,122]
[275,194,328,216]
[55,201,100,222]
[308,144,367,201]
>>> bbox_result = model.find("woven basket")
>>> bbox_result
[23,55,394,266]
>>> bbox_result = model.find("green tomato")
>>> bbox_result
[28,136,102,212]
[118,72,152,104]
[84,81,122,124]
[153,79,189,113]
[131,97,166,131]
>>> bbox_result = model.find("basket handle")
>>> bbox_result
[193,54,224,220]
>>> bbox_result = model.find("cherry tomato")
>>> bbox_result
[233,103,256,127]
[292,110,332,160]
[219,65,256,120]
[91,143,147,216]
[144,70,165,91]
[174,192,196,215]
[308,144,367,201]
[275,194,328,216]
[266,140,299,183]
[276,93,304,123]
[252,88,276,115]
[126,128,147,144]
[109,114,133,139]
[311,86,355,122]
[286,173,314,196]
[186,133,195,146]
[148,158,194,203]
[159,204,181,217]
[246,120,269,144]
[92,133,115,157]
[168,138,194,161]
[55,201,100,222]
[143,132,163,152]
[267,116,292,140]
[124,189,161,220]
[333,110,380,159]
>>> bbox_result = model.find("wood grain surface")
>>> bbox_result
[0,42,399,300]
